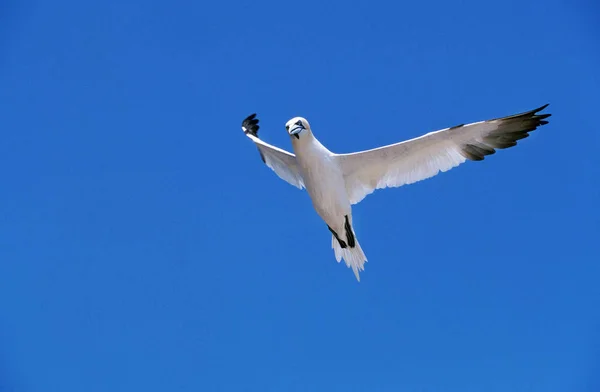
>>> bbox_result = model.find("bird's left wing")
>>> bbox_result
[335,104,551,204]
[241,114,305,189]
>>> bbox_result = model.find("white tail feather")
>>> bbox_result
[332,235,368,281]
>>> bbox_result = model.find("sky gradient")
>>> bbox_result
[1,0,599,391]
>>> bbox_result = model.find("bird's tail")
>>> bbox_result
[332,235,368,282]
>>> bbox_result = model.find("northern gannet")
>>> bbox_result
[241,105,551,281]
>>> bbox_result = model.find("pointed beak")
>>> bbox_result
[289,126,303,136]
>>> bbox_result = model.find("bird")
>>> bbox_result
[241,104,551,281]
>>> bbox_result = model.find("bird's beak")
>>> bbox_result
[289,126,303,137]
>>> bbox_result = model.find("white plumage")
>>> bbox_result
[241,104,551,281]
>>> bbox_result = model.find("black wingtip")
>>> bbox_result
[241,113,260,137]
[531,104,551,119]
[528,104,551,123]
[525,104,550,116]
[527,104,551,123]
[459,103,552,161]
[486,104,552,125]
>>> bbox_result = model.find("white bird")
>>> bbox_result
[241,104,551,281]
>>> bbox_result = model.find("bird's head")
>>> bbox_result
[285,117,311,139]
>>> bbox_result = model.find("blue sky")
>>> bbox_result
[1,0,599,391]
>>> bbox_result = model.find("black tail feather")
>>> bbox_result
[328,225,347,248]
[344,215,356,248]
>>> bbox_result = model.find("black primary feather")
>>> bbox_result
[241,113,266,163]
[460,104,551,161]
[242,113,260,137]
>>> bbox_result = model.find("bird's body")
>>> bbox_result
[241,105,551,281]
[290,130,367,279]
[292,133,348,228]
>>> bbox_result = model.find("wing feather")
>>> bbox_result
[335,104,551,204]
[241,114,305,189]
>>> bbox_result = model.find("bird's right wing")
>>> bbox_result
[336,104,551,204]
[241,114,305,189]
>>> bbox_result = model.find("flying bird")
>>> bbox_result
[241,105,551,281]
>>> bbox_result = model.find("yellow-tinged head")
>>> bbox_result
[285,117,311,139]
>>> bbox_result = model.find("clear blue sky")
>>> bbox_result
[1,0,599,391]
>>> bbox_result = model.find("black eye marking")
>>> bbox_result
[286,125,290,131]
[295,120,303,126]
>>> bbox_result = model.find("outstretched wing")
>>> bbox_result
[241,114,305,189]
[335,104,551,204]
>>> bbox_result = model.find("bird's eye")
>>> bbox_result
[295,120,303,126]
[286,125,290,131]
